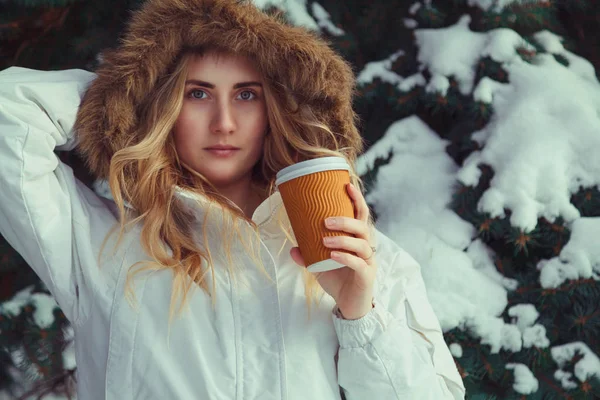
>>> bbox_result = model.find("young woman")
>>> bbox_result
[0,0,465,399]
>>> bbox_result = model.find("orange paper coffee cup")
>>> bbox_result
[275,157,355,272]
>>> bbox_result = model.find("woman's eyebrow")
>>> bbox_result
[185,79,263,89]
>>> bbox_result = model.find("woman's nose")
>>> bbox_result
[210,101,236,134]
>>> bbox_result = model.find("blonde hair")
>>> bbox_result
[103,47,371,324]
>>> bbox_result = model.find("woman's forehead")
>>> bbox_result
[186,51,262,82]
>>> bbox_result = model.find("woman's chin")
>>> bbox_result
[202,172,248,189]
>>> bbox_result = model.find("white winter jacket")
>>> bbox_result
[0,66,465,399]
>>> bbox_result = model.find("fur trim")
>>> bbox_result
[74,0,358,180]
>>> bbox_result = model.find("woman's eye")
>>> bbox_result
[190,89,207,99]
[238,90,256,100]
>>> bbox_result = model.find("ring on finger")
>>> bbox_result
[365,245,377,261]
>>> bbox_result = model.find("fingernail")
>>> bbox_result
[325,217,336,227]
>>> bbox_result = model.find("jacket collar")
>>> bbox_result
[173,187,290,238]
[96,180,288,236]
[174,186,285,227]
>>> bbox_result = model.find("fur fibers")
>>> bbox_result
[74,0,358,180]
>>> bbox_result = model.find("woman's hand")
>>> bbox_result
[290,183,377,320]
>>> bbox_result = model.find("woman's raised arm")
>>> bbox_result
[0,67,119,325]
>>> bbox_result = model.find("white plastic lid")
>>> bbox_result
[275,156,350,186]
[307,258,346,273]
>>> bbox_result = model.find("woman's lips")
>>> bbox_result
[205,148,240,157]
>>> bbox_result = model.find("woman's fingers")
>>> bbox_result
[329,251,369,277]
[292,184,373,269]
[322,235,372,260]
[325,216,368,240]
[347,183,369,223]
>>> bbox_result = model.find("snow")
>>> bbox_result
[508,304,538,331]
[449,343,463,358]
[552,342,600,388]
[415,15,535,95]
[409,2,421,15]
[356,50,406,85]
[403,18,418,29]
[10,348,41,381]
[30,293,59,329]
[477,316,522,353]
[533,30,564,54]
[355,50,426,92]
[460,54,600,231]
[252,0,319,31]
[468,0,550,13]
[538,218,600,288]
[554,369,578,390]
[0,366,32,400]
[414,17,600,232]
[533,30,599,88]
[466,239,518,290]
[1,285,34,317]
[355,116,510,335]
[251,0,346,39]
[506,363,539,394]
[522,325,550,348]
[506,305,549,349]
[1,286,58,329]
[0,288,73,399]
[425,74,450,95]
[399,73,427,92]
[415,16,486,95]
[355,9,600,386]
[469,0,496,11]
[354,114,564,355]
[62,326,76,370]
[473,77,505,103]
[311,2,344,36]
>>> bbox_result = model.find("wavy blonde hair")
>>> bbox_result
[104,47,371,324]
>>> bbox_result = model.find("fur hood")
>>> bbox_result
[74,0,358,180]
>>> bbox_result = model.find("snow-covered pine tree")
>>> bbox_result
[316,0,600,398]
[1,0,600,398]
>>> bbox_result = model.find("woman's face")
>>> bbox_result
[173,51,268,191]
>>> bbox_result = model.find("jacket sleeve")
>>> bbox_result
[0,66,118,325]
[332,232,466,399]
